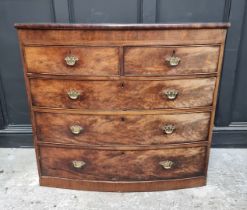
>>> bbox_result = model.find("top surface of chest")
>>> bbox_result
[16,23,228,45]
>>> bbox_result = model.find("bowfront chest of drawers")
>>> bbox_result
[15,23,229,192]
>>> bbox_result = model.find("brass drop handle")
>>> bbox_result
[159,160,174,169]
[67,90,80,100]
[162,124,175,135]
[70,125,83,135]
[65,55,79,66]
[164,89,178,100]
[165,50,180,67]
[72,160,86,169]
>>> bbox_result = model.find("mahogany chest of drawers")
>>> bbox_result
[15,23,229,192]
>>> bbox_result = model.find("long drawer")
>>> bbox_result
[39,145,206,181]
[35,111,210,145]
[30,77,216,110]
[24,46,120,76]
[124,46,220,76]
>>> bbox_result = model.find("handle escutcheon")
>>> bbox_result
[165,50,180,67]
[65,55,79,66]
[159,160,174,169]
[162,124,175,135]
[70,125,83,135]
[67,90,80,100]
[72,160,86,168]
[164,89,178,100]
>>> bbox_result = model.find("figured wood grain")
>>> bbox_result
[24,46,119,76]
[39,146,206,181]
[35,111,210,145]
[124,46,220,75]
[30,77,216,110]
[37,142,208,150]
[15,23,229,192]
[33,106,213,115]
[18,29,226,46]
[40,176,206,192]
[27,73,218,80]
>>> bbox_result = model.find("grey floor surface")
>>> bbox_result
[0,148,246,210]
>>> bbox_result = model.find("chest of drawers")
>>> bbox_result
[15,23,229,192]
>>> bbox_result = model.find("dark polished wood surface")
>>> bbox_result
[40,145,207,181]
[15,23,230,30]
[35,111,210,145]
[124,46,220,76]
[25,46,120,76]
[29,78,216,110]
[16,23,228,192]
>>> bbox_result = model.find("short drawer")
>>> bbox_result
[24,46,119,76]
[35,111,210,145]
[39,146,206,181]
[30,77,216,110]
[124,46,219,76]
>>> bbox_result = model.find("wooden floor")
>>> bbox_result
[0,148,246,210]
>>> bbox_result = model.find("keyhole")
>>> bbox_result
[121,82,124,89]
[120,117,125,122]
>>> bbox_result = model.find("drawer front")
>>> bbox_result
[24,46,119,76]
[124,46,219,76]
[30,78,216,110]
[35,112,210,145]
[40,146,206,181]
